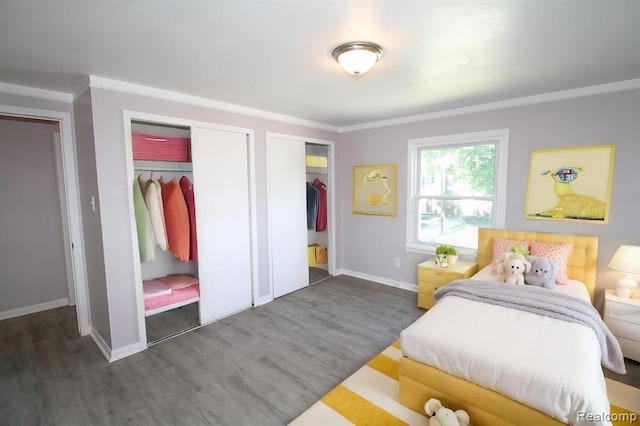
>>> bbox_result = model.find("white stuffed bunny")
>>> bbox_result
[424,398,470,426]
[497,252,531,285]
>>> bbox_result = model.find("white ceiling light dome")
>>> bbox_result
[332,41,384,77]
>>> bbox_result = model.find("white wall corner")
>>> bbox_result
[90,327,146,363]
[90,327,113,362]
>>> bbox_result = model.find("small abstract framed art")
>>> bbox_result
[524,144,615,223]
[353,163,397,216]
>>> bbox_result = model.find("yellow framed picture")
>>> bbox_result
[353,163,397,216]
[525,144,615,223]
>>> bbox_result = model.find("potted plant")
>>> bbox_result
[435,245,450,267]
[446,246,458,265]
[435,245,458,266]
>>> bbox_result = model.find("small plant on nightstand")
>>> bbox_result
[435,245,457,266]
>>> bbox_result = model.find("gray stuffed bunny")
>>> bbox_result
[524,256,557,289]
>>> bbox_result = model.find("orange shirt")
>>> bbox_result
[160,178,190,261]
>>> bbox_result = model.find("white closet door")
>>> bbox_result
[267,136,309,298]
[191,127,252,324]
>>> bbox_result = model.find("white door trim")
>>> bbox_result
[122,110,258,350]
[265,132,336,301]
[0,104,91,336]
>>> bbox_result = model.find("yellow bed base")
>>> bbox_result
[399,228,599,425]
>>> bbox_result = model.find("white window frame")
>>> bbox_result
[405,129,509,255]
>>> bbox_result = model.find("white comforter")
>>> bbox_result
[401,272,612,425]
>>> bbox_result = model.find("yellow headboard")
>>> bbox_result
[477,228,599,301]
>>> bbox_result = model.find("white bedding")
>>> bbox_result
[401,268,611,425]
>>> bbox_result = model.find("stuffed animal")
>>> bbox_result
[524,256,557,289]
[497,252,531,285]
[424,398,470,426]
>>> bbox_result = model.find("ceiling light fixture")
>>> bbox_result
[332,41,383,78]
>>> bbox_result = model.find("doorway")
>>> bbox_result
[0,105,89,336]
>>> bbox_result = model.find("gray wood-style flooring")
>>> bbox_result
[2,275,639,425]
[1,275,424,425]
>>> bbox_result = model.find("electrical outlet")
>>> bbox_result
[394,258,401,268]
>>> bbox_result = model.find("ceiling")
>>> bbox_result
[1,1,639,128]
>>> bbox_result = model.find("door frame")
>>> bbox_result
[122,110,258,349]
[265,132,336,302]
[0,104,91,336]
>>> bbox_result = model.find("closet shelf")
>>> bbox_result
[134,160,193,172]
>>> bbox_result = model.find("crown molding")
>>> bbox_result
[89,76,340,133]
[0,82,73,103]
[339,78,640,133]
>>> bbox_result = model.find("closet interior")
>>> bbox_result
[305,143,330,284]
[131,120,200,344]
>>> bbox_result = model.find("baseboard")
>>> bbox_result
[90,327,113,362]
[0,298,69,320]
[110,341,146,362]
[336,269,418,292]
[90,327,146,363]
[256,295,273,306]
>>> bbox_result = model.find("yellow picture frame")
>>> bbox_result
[524,144,615,223]
[353,163,397,216]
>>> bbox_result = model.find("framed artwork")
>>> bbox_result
[353,163,397,216]
[525,144,615,223]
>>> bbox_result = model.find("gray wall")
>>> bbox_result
[337,89,640,309]
[88,87,338,350]
[73,89,110,345]
[0,117,68,311]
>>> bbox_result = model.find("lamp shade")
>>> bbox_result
[332,41,383,77]
[608,245,640,274]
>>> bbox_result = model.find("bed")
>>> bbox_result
[399,228,623,426]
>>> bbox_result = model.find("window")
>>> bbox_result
[406,129,509,253]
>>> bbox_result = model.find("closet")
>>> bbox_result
[305,143,329,284]
[129,119,254,345]
[267,133,333,299]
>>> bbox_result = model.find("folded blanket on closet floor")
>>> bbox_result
[143,280,173,299]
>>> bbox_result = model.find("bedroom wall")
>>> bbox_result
[73,89,111,346]
[0,117,69,313]
[87,87,338,351]
[337,89,640,309]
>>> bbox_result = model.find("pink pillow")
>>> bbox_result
[491,238,531,273]
[159,274,199,290]
[529,242,573,284]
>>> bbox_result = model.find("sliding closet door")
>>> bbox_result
[191,127,252,324]
[267,135,309,298]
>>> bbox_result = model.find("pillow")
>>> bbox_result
[491,238,531,274]
[529,241,573,285]
[159,274,199,290]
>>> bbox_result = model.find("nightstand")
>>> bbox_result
[417,259,477,309]
[604,289,640,362]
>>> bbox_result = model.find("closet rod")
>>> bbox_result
[133,160,193,172]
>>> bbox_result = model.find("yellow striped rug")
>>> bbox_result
[290,341,640,426]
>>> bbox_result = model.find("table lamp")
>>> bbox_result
[608,245,640,298]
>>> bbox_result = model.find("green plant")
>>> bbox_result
[435,244,457,256]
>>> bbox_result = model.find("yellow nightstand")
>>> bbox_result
[417,259,478,309]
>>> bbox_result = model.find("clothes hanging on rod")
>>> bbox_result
[140,176,168,251]
[312,178,327,232]
[306,179,327,232]
[306,181,319,230]
[159,177,191,262]
[133,177,156,262]
[179,176,198,261]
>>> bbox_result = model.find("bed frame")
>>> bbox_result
[399,228,599,426]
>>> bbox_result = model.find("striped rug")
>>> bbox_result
[290,341,640,426]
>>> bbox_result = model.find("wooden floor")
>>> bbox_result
[0,275,424,425]
[3,275,639,425]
